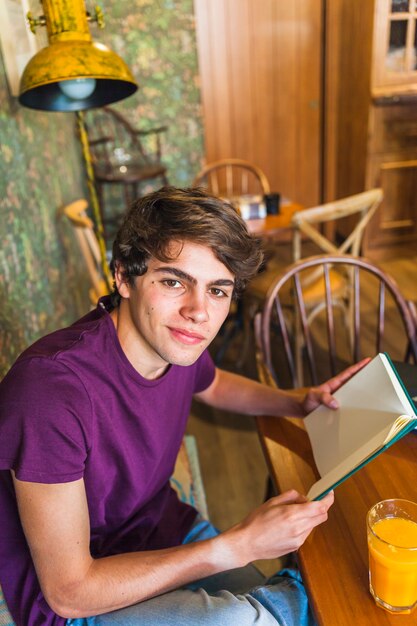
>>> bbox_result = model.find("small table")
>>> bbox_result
[245,202,302,239]
[257,409,417,625]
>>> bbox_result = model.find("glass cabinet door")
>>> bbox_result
[373,0,417,88]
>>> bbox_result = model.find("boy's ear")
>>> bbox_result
[113,263,131,298]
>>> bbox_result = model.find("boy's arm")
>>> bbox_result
[195,359,370,417]
[13,474,332,618]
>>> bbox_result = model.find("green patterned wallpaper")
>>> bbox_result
[0,0,204,377]
[0,64,89,377]
[97,0,205,186]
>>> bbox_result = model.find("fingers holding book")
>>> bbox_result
[302,357,371,415]
[223,489,335,563]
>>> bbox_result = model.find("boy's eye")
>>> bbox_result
[162,279,182,288]
[210,287,229,298]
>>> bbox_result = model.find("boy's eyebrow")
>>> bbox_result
[153,266,235,287]
[209,279,235,287]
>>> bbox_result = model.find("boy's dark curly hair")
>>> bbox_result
[110,186,264,305]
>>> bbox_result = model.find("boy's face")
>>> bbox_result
[114,241,235,378]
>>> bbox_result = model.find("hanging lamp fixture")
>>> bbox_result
[18,0,138,112]
[17,0,138,287]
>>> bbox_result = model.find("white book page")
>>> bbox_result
[380,354,416,415]
[307,418,412,500]
[304,354,415,477]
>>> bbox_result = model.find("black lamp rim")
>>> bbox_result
[18,79,138,112]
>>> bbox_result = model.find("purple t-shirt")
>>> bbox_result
[0,298,215,625]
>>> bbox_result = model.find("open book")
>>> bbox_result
[305,353,417,500]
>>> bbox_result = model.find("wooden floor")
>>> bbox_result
[187,252,417,576]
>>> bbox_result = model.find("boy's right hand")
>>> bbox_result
[214,489,334,569]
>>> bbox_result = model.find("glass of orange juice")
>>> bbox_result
[367,499,417,614]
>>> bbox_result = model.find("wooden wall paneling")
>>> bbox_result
[270,0,322,207]
[270,0,300,202]
[323,0,340,203]
[193,0,323,207]
[228,0,256,161]
[194,0,234,159]
[295,0,323,205]
[323,0,375,202]
[244,0,274,183]
[243,0,299,198]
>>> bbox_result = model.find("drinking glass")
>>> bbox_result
[367,499,417,614]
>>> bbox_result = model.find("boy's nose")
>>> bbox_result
[180,291,209,323]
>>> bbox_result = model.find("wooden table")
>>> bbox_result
[257,413,417,625]
[245,202,302,239]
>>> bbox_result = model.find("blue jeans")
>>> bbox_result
[67,518,316,626]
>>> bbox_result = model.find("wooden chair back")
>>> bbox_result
[291,188,384,261]
[63,199,112,306]
[85,106,167,174]
[255,254,417,389]
[286,188,385,314]
[246,189,384,303]
[84,107,168,217]
[192,158,271,197]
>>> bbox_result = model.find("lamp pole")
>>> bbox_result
[76,111,112,290]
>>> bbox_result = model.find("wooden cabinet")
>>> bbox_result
[325,0,417,258]
[373,0,417,92]
[365,103,417,252]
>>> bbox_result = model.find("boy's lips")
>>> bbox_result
[168,326,206,344]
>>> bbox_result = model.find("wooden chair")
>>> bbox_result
[254,254,417,390]
[244,189,384,369]
[85,106,169,226]
[293,188,384,321]
[192,158,270,197]
[248,189,384,302]
[63,199,112,307]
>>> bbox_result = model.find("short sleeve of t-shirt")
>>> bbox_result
[0,357,92,483]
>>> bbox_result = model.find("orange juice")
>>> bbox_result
[368,517,417,612]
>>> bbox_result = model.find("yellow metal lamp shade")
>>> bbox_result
[18,0,138,112]
[19,40,137,111]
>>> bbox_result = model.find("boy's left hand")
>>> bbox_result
[301,357,371,416]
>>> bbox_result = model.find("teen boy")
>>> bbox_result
[0,187,365,625]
